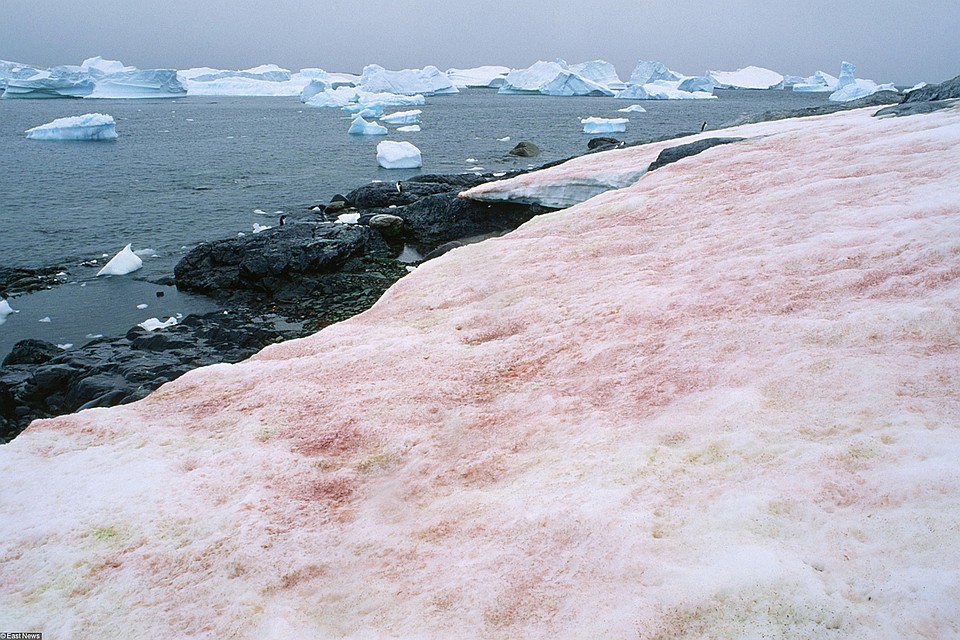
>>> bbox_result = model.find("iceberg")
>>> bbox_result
[498,60,615,96]
[792,70,839,93]
[179,64,312,96]
[829,61,897,102]
[376,140,422,169]
[357,91,426,107]
[581,117,628,134]
[304,86,358,108]
[359,64,458,96]
[348,115,388,136]
[96,244,143,276]
[677,76,716,93]
[87,69,186,99]
[0,60,45,91]
[616,84,716,100]
[380,109,422,125]
[568,60,627,91]
[396,125,421,132]
[0,298,17,325]
[617,104,647,113]
[300,79,331,102]
[2,67,95,99]
[446,65,511,88]
[26,113,118,141]
[706,66,784,90]
[628,60,682,85]
[79,56,135,78]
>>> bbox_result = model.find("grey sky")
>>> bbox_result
[3,0,957,85]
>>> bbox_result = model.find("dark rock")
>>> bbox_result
[3,339,62,366]
[874,100,960,118]
[152,276,177,286]
[722,92,901,128]
[588,137,622,150]
[902,75,960,103]
[344,174,490,209]
[368,214,405,237]
[325,200,348,213]
[648,137,746,172]
[422,241,464,262]
[509,141,541,157]
[174,223,391,299]
[0,265,66,297]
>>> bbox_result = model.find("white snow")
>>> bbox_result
[498,60,615,96]
[707,65,785,90]
[446,65,511,88]
[347,115,388,136]
[336,213,361,224]
[138,317,177,332]
[0,298,17,325]
[829,61,898,102]
[376,140,422,169]
[617,104,647,113]
[379,109,422,125]
[26,113,118,141]
[95,244,143,276]
[396,125,421,132]
[581,117,628,134]
[359,64,458,96]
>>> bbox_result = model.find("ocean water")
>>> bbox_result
[0,89,831,354]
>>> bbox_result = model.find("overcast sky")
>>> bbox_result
[3,0,957,85]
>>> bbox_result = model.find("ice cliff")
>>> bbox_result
[2,104,959,638]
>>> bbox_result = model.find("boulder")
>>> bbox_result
[2,339,62,366]
[647,138,746,172]
[587,137,623,151]
[368,214,405,237]
[509,141,541,157]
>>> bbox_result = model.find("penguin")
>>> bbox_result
[700,121,707,132]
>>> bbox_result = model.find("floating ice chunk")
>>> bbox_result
[137,304,149,310]
[138,317,177,332]
[357,91,426,107]
[498,136,511,142]
[337,213,360,224]
[829,62,897,102]
[87,69,186,99]
[96,244,143,276]
[581,117,628,134]
[466,158,477,163]
[344,102,384,116]
[38,317,51,323]
[707,66,784,90]
[26,113,118,140]
[397,125,421,132]
[359,64,458,96]
[56,343,72,349]
[0,299,17,325]
[303,86,358,107]
[617,84,716,100]
[134,248,157,258]
[380,109,422,125]
[348,115,388,135]
[498,61,615,96]
[617,104,647,113]
[628,60,682,85]
[446,65,511,88]
[252,223,272,234]
[377,141,422,169]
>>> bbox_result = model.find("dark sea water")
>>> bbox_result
[0,89,831,354]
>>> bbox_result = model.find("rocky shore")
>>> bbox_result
[2,76,956,442]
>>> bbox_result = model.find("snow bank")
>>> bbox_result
[3,106,960,639]
[707,65,784,90]
[376,140,422,168]
[25,113,118,141]
[96,244,143,276]
[581,117,628,134]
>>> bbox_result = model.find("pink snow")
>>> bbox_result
[2,105,959,638]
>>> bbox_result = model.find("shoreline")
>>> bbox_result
[0,89,919,441]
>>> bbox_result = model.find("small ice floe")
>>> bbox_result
[348,115,388,135]
[492,171,507,177]
[254,208,268,215]
[85,334,103,340]
[137,303,149,310]
[617,104,647,113]
[498,136,511,142]
[96,244,143,276]
[466,158,478,163]
[39,317,51,323]
[0,299,18,325]
[26,113,118,141]
[138,317,178,332]
[468,166,485,172]
[581,117,628,134]
[396,125,421,132]
[134,248,157,258]
[377,141,422,169]
[57,343,73,349]
[252,223,272,234]
[238,232,246,237]
[337,213,361,224]
[380,109,422,125]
